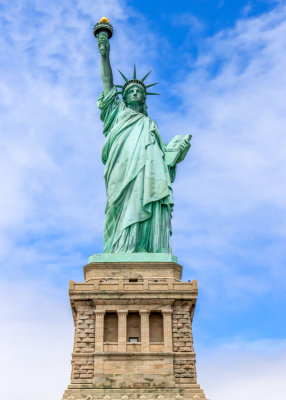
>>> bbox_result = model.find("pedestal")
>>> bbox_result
[61,254,209,400]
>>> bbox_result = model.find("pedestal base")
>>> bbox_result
[61,259,209,400]
[62,386,208,400]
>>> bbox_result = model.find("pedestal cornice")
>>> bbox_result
[83,260,183,281]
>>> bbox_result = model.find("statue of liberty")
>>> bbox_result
[94,18,191,254]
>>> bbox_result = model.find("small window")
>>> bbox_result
[129,337,139,343]
[129,278,138,282]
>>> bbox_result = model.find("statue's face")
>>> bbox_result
[125,84,145,106]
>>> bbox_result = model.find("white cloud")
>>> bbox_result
[198,339,286,400]
[171,12,205,34]
[0,280,74,400]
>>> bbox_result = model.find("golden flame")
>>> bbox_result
[99,17,110,23]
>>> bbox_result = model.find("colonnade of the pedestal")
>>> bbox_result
[93,309,173,353]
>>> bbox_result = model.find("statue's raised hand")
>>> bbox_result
[97,32,110,57]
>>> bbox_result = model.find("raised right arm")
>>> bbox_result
[97,31,114,97]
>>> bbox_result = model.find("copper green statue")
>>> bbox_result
[94,18,191,254]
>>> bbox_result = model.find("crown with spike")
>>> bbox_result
[116,65,159,97]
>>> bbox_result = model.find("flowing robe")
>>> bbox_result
[97,87,176,253]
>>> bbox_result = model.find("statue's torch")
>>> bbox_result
[93,17,113,52]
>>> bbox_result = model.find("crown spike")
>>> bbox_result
[117,91,123,95]
[146,92,160,95]
[118,69,128,82]
[133,64,137,79]
[145,82,159,89]
[115,84,124,88]
[141,70,151,82]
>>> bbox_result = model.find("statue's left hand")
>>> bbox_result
[176,138,191,164]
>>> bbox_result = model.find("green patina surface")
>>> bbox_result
[88,252,178,264]
[95,24,191,255]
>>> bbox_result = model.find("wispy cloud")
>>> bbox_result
[0,280,73,400]
[170,12,205,34]
[198,338,286,400]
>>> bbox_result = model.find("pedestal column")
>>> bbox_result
[140,310,150,352]
[162,310,173,352]
[117,310,128,352]
[94,310,105,352]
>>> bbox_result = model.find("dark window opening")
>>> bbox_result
[127,312,141,342]
[104,312,118,342]
[149,311,164,342]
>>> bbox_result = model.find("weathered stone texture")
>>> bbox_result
[174,357,196,379]
[172,301,197,381]
[172,301,194,352]
[71,355,94,381]
[71,301,95,382]
[73,302,95,354]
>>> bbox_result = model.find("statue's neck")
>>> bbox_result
[128,103,144,114]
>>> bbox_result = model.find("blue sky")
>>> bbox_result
[1,1,286,399]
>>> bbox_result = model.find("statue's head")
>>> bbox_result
[117,66,159,116]
[123,83,147,113]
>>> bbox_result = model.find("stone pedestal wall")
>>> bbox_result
[172,301,197,382]
[61,261,209,400]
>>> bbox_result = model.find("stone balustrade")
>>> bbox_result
[69,278,198,294]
